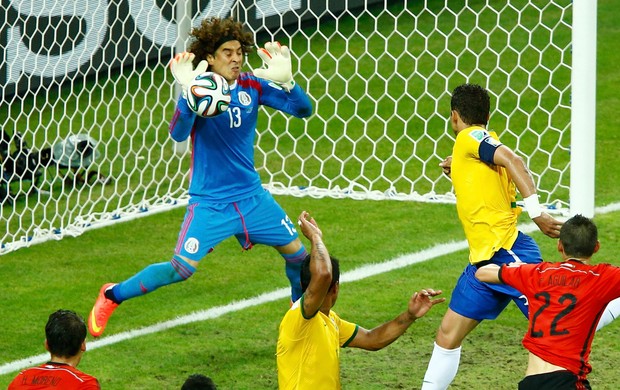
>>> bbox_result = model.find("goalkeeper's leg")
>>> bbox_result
[108,256,196,302]
[109,199,218,302]
[237,190,308,303]
[89,256,196,337]
[280,245,308,302]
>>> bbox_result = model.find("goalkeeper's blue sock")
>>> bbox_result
[109,256,196,303]
[282,246,308,302]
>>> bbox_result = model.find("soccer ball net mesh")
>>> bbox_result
[0,0,571,254]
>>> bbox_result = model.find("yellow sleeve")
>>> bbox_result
[332,313,359,347]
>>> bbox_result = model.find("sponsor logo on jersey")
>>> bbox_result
[238,91,252,106]
[184,237,199,254]
[469,129,487,142]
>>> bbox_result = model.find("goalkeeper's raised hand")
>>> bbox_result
[253,41,296,92]
[169,52,208,98]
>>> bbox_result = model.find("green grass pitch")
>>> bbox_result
[1,1,620,389]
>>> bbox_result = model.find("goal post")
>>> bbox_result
[172,0,193,155]
[569,0,597,218]
[0,0,592,255]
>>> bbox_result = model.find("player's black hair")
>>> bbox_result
[188,17,255,67]
[300,254,340,294]
[181,373,218,390]
[451,83,491,126]
[559,214,598,258]
[45,309,87,358]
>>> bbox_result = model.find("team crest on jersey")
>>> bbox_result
[238,91,252,106]
[184,237,199,254]
[469,129,487,141]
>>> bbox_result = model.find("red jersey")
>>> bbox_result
[499,260,620,378]
[8,362,100,390]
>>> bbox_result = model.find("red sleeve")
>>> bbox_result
[596,263,620,301]
[498,263,538,292]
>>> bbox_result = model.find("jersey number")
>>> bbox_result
[530,291,577,338]
[228,107,242,128]
[281,216,297,236]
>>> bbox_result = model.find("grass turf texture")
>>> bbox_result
[2,0,620,389]
[1,201,620,389]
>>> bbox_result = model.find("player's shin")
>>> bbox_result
[421,342,462,390]
[282,247,307,302]
[113,256,196,301]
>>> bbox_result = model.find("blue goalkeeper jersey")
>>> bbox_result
[169,72,312,202]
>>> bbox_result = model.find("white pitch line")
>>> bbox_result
[0,241,465,376]
[2,203,619,376]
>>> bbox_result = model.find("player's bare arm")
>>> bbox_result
[492,145,562,238]
[297,211,332,315]
[474,264,501,284]
[347,288,445,351]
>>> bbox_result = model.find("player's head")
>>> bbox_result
[300,254,340,294]
[188,17,254,83]
[45,309,87,358]
[450,83,491,127]
[559,214,599,258]
[181,373,217,390]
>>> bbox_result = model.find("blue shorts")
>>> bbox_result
[174,190,299,261]
[449,231,542,321]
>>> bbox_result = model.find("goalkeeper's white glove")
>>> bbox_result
[253,41,296,92]
[169,52,208,98]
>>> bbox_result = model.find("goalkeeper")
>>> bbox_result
[88,17,312,337]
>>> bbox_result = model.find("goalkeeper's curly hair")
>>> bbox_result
[188,17,255,68]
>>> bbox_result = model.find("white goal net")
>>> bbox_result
[0,0,579,254]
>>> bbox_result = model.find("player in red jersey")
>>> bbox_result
[476,214,620,389]
[9,310,100,390]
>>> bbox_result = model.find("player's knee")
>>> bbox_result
[436,324,464,349]
[171,255,197,281]
[435,331,455,349]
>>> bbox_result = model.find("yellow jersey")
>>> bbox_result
[276,297,358,390]
[451,126,520,264]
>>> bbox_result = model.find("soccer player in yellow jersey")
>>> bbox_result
[420,83,564,390]
[278,211,445,390]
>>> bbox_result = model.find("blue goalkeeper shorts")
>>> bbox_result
[449,231,542,321]
[174,189,299,261]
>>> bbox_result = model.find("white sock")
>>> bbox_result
[596,297,620,331]
[421,342,462,390]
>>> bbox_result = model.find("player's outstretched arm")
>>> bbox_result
[493,145,563,238]
[297,211,332,316]
[347,288,445,351]
[475,264,501,284]
[253,41,296,92]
